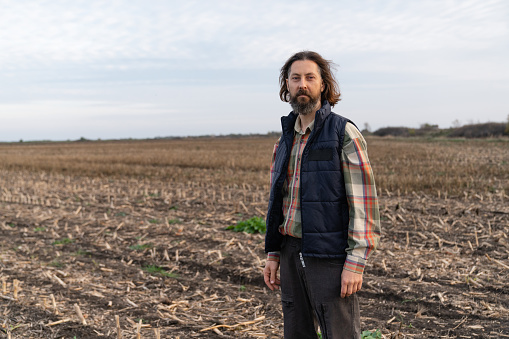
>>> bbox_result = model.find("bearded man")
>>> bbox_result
[263,51,381,339]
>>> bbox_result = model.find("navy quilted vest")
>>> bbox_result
[265,101,351,259]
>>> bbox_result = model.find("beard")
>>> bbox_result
[289,89,321,116]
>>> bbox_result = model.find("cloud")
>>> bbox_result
[0,0,507,141]
[0,0,507,71]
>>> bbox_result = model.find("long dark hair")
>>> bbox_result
[279,51,341,106]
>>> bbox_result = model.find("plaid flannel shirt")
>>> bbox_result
[267,117,380,274]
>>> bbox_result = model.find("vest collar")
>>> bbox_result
[313,100,332,132]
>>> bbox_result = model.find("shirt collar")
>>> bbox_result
[294,114,314,135]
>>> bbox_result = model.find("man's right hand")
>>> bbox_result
[263,260,280,290]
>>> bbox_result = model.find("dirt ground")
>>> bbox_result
[0,168,508,338]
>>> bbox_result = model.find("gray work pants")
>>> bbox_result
[279,236,360,339]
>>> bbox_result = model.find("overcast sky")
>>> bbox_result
[0,0,508,141]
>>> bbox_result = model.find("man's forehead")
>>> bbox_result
[289,60,320,75]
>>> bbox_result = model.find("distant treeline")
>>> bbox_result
[9,122,508,144]
[369,122,509,138]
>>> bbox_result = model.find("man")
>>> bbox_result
[263,51,381,339]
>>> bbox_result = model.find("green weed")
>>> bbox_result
[129,243,153,251]
[361,329,382,339]
[49,260,64,268]
[71,249,91,256]
[226,216,265,234]
[52,238,75,245]
[142,265,178,278]
[34,227,46,232]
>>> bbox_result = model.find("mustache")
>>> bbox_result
[295,89,310,97]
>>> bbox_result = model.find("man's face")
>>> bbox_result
[286,60,325,115]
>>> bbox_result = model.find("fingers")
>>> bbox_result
[341,269,363,298]
[270,266,279,287]
[263,261,280,291]
[340,281,355,298]
[263,269,274,290]
[340,282,348,298]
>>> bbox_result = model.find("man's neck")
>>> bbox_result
[299,112,315,132]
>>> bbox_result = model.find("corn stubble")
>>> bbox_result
[0,136,507,338]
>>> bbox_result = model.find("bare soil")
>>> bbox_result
[0,154,508,338]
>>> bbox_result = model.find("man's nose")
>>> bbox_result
[298,79,308,89]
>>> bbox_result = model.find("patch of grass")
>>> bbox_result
[71,249,91,256]
[52,238,75,245]
[148,219,160,224]
[8,223,15,228]
[167,218,181,225]
[142,265,178,278]
[49,260,64,268]
[226,216,265,234]
[34,227,46,232]
[115,212,127,217]
[239,285,247,292]
[401,298,420,304]
[7,324,23,332]
[361,329,382,339]
[129,243,153,251]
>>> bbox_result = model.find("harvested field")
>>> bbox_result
[0,136,508,338]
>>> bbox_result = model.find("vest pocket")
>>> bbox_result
[307,148,333,161]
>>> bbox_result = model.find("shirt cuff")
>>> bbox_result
[344,254,367,274]
[267,251,280,262]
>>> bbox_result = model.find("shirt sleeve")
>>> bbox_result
[267,252,280,262]
[267,137,281,262]
[341,123,381,274]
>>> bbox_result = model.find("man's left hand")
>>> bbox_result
[340,269,363,298]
